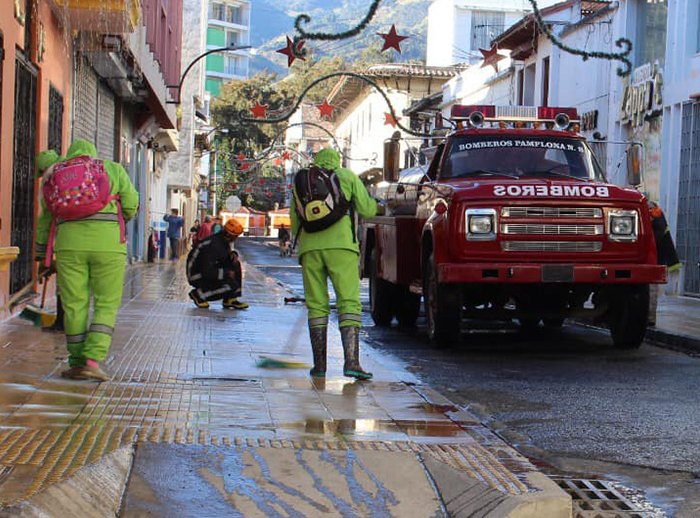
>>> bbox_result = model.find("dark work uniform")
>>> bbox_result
[186,233,242,301]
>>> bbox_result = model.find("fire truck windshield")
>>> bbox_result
[442,135,605,182]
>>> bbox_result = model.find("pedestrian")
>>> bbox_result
[212,216,223,234]
[35,149,64,332]
[196,215,213,243]
[163,208,184,260]
[147,227,159,263]
[278,223,291,256]
[189,219,201,247]
[186,218,249,310]
[35,139,139,381]
[291,148,377,380]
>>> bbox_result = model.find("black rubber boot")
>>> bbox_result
[341,326,372,380]
[309,326,327,378]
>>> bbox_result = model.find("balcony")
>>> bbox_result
[47,0,140,33]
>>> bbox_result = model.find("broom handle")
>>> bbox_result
[40,274,49,309]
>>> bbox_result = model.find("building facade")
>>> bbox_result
[205,0,251,97]
[426,0,561,67]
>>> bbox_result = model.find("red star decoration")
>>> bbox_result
[282,152,291,161]
[317,99,335,119]
[287,183,293,189]
[377,25,408,53]
[479,45,505,72]
[259,178,265,185]
[384,112,400,128]
[240,163,250,171]
[245,186,252,193]
[274,158,282,166]
[237,152,246,161]
[250,102,268,119]
[276,36,306,67]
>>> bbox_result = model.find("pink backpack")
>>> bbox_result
[42,156,125,266]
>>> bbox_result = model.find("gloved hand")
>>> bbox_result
[38,261,56,281]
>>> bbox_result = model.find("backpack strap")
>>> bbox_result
[112,195,126,244]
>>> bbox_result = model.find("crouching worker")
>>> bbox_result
[187,218,249,310]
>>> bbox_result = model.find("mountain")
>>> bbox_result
[250,0,430,76]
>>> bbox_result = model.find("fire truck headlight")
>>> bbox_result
[466,209,497,241]
[608,209,638,242]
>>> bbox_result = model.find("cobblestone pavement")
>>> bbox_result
[0,256,560,514]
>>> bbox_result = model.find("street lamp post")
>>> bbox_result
[167,44,253,104]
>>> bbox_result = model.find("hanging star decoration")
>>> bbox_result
[250,102,269,119]
[236,152,246,161]
[317,99,335,119]
[241,162,250,171]
[479,44,505,72]
[283,151,291,161]
[274,158,282,166]
[276,36,306,67]
[384,112,400,128]
[378,25,408,53]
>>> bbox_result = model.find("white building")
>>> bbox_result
[426,0,561,67]
[659,0,700,296]
[168,0,210,237]
[329,64,461,175]
[205,0,252,97]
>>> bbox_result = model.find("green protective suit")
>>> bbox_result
[35,140,139,366]
[291,148,377,328]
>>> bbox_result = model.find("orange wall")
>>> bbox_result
[0,2,71,318]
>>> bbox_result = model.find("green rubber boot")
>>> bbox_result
[341,326,372,380]
[309,326,327,378]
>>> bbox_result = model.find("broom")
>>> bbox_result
[256,305,310,369]
[19,273,56,328]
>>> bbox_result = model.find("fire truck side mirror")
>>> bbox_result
[384,136,401,183]
[626,144,643,188]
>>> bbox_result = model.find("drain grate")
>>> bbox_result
[552,478,666,518]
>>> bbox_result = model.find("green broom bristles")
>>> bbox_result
[19,305,56,328]
[256,356,310,369]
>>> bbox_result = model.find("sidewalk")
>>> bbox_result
[649,293,700,354]
[0,259,569,516]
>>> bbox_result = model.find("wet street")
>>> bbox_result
[237,238,700,517]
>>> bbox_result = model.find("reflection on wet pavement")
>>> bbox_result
[0,257,535,506]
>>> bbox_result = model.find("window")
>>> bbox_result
[210,3,225,21]
[470,11,505,51]
[48,86,64,154]
[635,0,668,66]
[523,63,536,105]
[541,57,550,107]
[224,55,241,76]
[517,69,524,105]
[227,5,242,24]
[226,31,238,47]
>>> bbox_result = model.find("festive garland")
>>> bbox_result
[237,71,432,138]
[526,0,632,77]
[291,0,383,59]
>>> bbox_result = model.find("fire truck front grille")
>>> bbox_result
[501,207,603,219]
[502,241,603,253]
[501,224,604,236]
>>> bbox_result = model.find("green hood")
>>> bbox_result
[65,139,98,160]
[35,150,60,177]
[313,148,340,170]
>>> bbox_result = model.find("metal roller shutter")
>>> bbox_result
[73,56,98,144]
[97,83,116,160]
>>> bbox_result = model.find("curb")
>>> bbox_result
[4,446,134,517]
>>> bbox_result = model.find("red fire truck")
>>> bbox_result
[362,105,667,348]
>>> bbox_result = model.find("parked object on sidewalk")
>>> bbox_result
[291,148,378,379]
[35,139,140,381]
[147,227,159,263]
[186,218,248,309]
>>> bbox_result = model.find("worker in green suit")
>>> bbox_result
[291,148,377,380]
[35,139,139,382]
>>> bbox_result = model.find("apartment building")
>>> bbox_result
[205,0,252,96]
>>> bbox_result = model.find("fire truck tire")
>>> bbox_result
[370,249,396,326]
[609,285,649,349]
[424,253,461,347]
[396,288,421,327]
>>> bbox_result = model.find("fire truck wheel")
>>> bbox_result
[370,249,396,326]
[609,285,649,349]
[396,288,421,327]
[424,253,461,347]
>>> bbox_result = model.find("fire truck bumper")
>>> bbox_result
[438,263,667,284]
